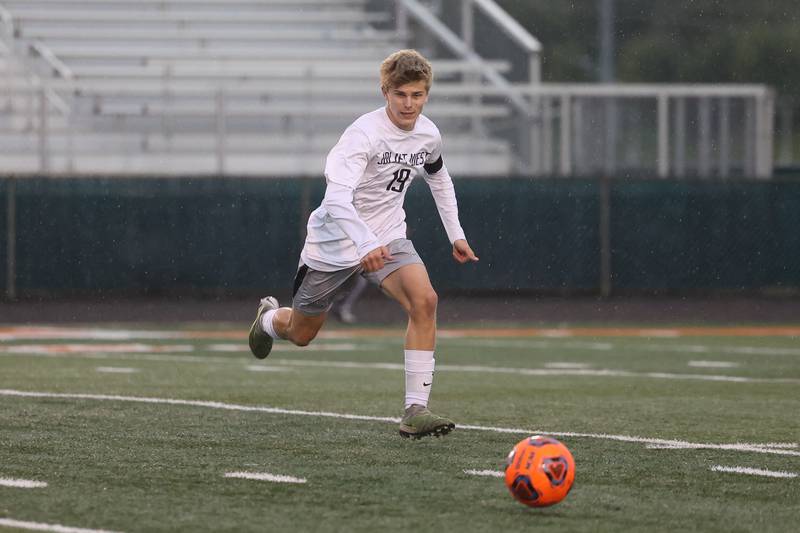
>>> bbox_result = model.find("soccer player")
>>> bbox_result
[248,49,479,438]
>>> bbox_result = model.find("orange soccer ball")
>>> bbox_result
[504,436,575,507]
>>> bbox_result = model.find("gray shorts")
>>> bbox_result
[292,238,423,316]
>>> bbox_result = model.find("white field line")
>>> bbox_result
[1,348,796,384]
[95,367,139,374]
[0,343,362,356]
[544,362,592,369]
[209,343,361,352]
[245,365,291,372]
[272,359,800,384]
[1,389,798,458]
[646,443,798,451]
[688,361,740,368]
[0,326,185,341]
[0,518,121,533]
[224,472,306,484]
[0,344,195,354]
[464,469,504,478]
[0,477,47,488]
[710,466,797,479]
[444,338,800,357]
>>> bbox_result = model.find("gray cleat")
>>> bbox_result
[399,404,455,439]
[248,296,279,359]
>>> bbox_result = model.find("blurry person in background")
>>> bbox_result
[331,275,369,324]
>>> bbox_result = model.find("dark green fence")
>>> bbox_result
[2,176,799,297]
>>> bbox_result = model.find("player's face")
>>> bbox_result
[383,80,429,131]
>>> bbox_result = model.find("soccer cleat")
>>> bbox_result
[398,404,455,439]
[248,296,279,360]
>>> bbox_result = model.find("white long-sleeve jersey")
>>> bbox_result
[300,107,466,272]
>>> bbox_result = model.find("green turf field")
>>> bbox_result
[1,324,798,532]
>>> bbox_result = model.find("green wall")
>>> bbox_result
[2,176,799,297]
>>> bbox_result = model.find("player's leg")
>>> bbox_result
[380,263,437,350]
[271,306,326,347]
[248,264,358,358]
[379,261,454,438]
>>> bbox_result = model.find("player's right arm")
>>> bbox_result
[322,126,391,272]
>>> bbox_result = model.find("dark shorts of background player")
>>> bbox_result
[292,238,423,316]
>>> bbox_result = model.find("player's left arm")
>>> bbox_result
[423,150,479,264]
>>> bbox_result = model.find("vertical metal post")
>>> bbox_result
[719,97,730,178]
[2,47,11,112]
[657,93,669,178]
[528,53,541,84]
[38,85,49,172]
[698,97,711,177]
[460,0,482,137]
[559,94,572,176]
[541,97,553,174]
[755,91,774,179]
[573,98,584,175]
[598,0,615,82]
[461,0,473,47]
[674,97,686,177]
[599,174,612,298]
[529,97,541,175]
[778,99,794,166]
[603,99,618,175]
[215,88,226,175]
[6,177,16,301]
[395,1,408,38]
[744,98,755,176]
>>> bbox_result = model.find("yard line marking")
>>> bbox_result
[444,338,800,357]
[246,365,291,372]
[0,518,121,533]
[0,344,194,355]
[209,343,363,353]
[0,477,47,488]
[0,326,185,341]
[1,389,798,458]
[644,344,800,357]
[95,367,139,374]
[710,466,797,479]
[0,351,239,364]
[464,469,504,478]
[224,472,306,484]
[688,361,739,368]
[270,359,800,384]
[2,350,796,384]
[544,362,592,369]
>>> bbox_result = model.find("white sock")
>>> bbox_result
[260,309,279,339]
[404,349,435,409]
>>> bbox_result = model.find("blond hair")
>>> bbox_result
[380,49,433,93]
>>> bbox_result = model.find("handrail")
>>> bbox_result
[471,0,542,53]
[30,40,74,81]
[0,6,14,41]
[399,0,531,116]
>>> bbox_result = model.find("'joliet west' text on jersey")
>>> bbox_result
[300,107,466,271]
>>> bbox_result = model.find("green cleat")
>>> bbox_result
[399,404,455,439]
[248,296,279,360]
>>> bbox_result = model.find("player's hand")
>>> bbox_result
[452,239,479,264]
[360,245,393,273]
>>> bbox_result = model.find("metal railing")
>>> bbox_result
[0,7,76,172]
[518,84,774,179]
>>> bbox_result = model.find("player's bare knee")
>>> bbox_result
[410,290,438,319]
[289,329,317,347]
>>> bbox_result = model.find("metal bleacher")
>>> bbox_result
[0,0,523,176]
